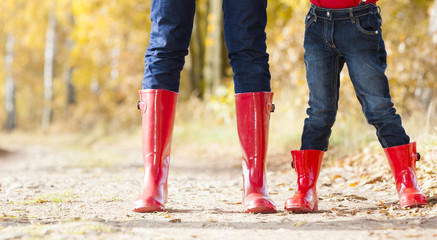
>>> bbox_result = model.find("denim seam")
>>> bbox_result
[375,12,382,52]
[354,17,379,36]
[334,55,340,114]
[323,20,329,47]
[323,19,336,48]
[356,93,389,148]
[321,54,341,152]
[375,123,389,148]
[305,14,316,29]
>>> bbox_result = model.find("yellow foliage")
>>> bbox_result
[0,0,435,136]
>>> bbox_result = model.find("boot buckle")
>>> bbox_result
[137,101,141,110]
[291,160,294,169]
[270,104,275,113]
[416,152,421,161]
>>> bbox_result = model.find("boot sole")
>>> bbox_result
[132,199,165,213]
[133,205,165,213]
[401,201,428,209]
[244,206,277,214]
[284,206,314,213]
[400,193,428,209]
[284,202,318,213]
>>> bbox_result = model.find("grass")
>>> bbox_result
[20,191,75,205]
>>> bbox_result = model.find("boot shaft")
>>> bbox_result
[291,150,324,187]
[235,91,274,191]
[133,89,177,212]
[384,142,421,191]
[235,92,274,162]
[284,150,324,212]
[138,89,178,165]
[384,142,418,181]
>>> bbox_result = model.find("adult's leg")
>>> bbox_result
[224,0,275,213]
[223,0,270,93]
[134,0,195,212]
[142,0,195,92]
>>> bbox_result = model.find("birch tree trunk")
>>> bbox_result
[430,0,437,44]
[42,9,57,129]
[203,0,223,99]
[4,34,16,130]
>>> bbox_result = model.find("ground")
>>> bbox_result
[0,132,436,240]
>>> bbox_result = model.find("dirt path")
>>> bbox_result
[1,135,437,239]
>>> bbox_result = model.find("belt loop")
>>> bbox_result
[349,8,356,24]
[310,5,318,22]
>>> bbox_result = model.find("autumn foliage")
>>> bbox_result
[0,0,436,136]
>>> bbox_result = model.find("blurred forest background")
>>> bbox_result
[1,0,437,154]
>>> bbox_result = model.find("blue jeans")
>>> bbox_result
[301,3,410,150]
[142,0,270,93]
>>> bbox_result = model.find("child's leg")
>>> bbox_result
[340,9,409,148]
[301,14,345,151]
[340,7,426,208]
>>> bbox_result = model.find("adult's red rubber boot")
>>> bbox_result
[133,89,178,213]
[384,142,428,208]
[284,150,324,213]
[235,92,277,213]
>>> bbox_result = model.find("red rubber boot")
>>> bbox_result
[235,92,276,213]
[384,142,428,208]
[284,150,324,213]
[133,89,178,212]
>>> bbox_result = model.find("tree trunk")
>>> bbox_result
[64,11,76,113]
[189,12,204,98]
[430,0,437,44]
[4,34,16,130]
[203,0,223,99]
[42,9,57,129]
[64,41,75,109]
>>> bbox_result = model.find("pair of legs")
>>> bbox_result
[133,0,276,213]
[285,4,427,212]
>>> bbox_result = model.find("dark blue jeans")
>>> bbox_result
[142,0,270,94]
[301,3,410,150]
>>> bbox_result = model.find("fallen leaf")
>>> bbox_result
[333,175,342,180]
[365,176,384,184]
[349,182,358,187]
[169,218,181,223]
[404,234,422,238]
[330,207,340,212]
[345,195,368,201]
